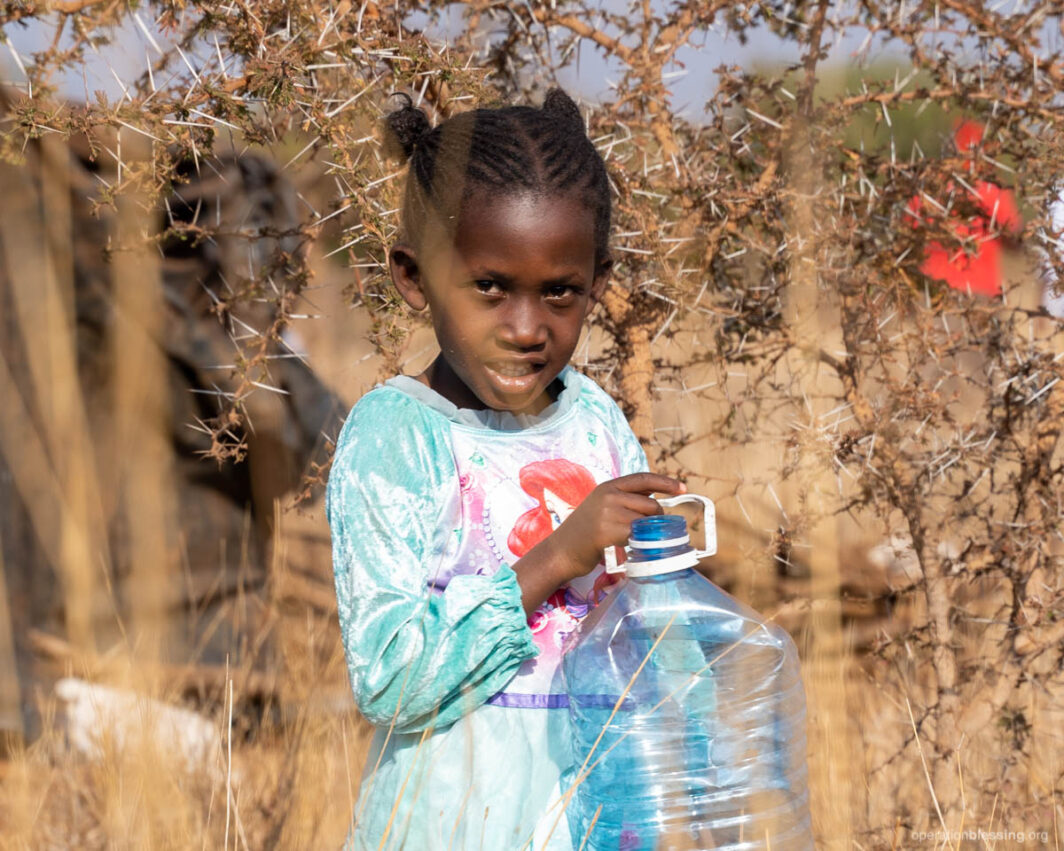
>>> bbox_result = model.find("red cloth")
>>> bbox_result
[906,180,1021,297]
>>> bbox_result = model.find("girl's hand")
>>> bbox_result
[549,473,686,583]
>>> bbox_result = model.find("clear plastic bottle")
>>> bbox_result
[561,496,812,851]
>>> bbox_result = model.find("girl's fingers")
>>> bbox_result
[611,473,685,496]
[614,492,665,517]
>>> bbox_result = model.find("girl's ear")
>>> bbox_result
[586,258,613,315]
[389,244,428,311]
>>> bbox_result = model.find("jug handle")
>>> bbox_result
[655,494,717,558]
[602,494,717,574]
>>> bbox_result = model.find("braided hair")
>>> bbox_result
[383,88,612,266]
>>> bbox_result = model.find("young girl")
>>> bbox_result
[327,88,684,850]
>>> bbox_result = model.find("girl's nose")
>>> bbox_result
[498,300,548,349]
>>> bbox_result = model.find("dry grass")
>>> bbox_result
[0,505,374,851]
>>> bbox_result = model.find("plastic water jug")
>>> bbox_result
[560,495,812,850]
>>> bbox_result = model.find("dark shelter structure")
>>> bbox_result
[0,88,341,743]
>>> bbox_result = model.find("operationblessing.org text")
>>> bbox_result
[911,828,1049,844]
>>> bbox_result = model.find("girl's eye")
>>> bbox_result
[474,280,503,296]
[545,285,578,302]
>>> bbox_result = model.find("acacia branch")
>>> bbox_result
[522,6,635,63]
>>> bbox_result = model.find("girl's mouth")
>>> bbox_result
[486,360,545,378]
[483,360,547,395]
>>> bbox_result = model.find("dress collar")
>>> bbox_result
[384,366,581,432]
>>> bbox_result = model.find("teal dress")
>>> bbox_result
[327,367,648,850]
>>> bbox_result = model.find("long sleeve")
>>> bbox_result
[326,389,539,733]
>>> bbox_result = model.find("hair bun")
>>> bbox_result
[542,88,584,129]
[383,93,432,161]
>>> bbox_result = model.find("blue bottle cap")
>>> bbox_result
[631,514,688,543]
[627,515,697,576]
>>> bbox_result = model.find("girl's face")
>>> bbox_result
[390,192,610,415]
